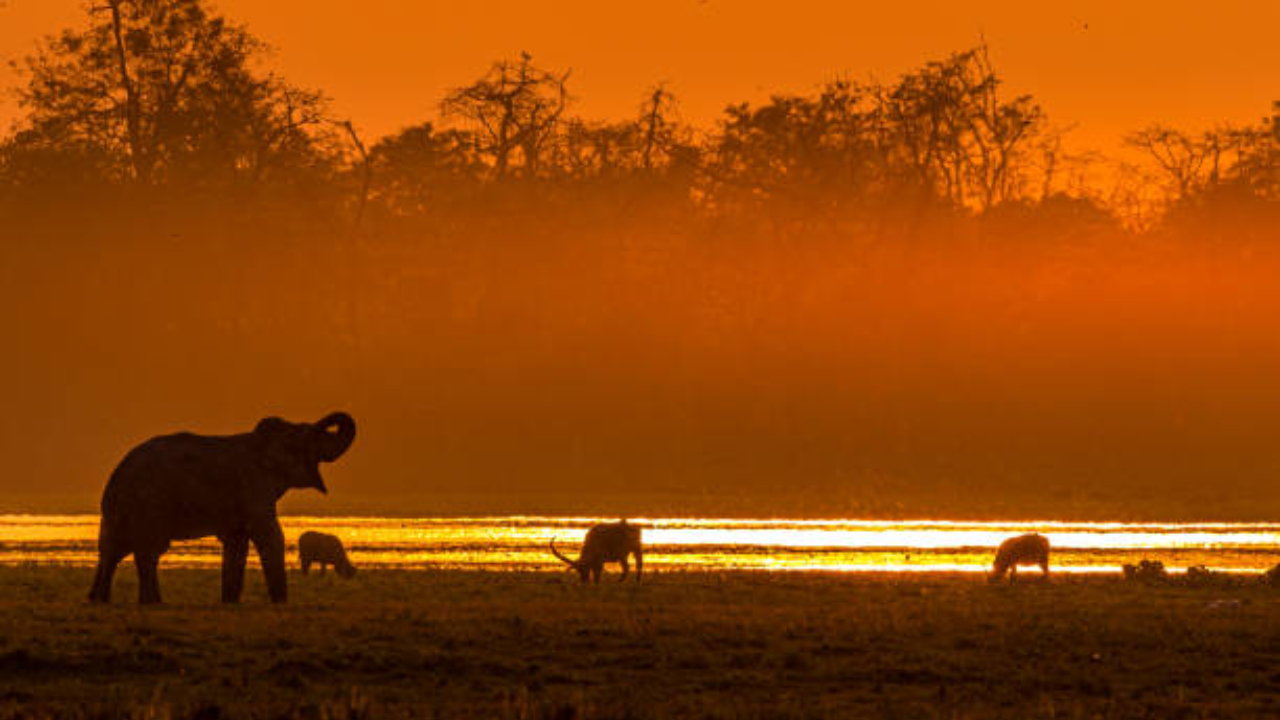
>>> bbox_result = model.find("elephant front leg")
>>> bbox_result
[220,535,249,603]
[250,520,288,603]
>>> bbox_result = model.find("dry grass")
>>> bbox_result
[0,566,1278,719]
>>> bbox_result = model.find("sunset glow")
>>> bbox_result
[4,516,1276,573]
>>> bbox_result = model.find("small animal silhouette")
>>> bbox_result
[299,531,357,579]
[989,533,1050,583]
[550,519,643,583]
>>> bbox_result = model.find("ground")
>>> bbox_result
[1,567,1278,719]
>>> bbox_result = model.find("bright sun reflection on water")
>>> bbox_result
[1,515,1277,574]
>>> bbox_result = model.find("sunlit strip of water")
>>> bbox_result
[0,515,1277,573]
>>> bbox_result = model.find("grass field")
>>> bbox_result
[1,566,1278,719]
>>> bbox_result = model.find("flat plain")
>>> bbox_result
[1,566,1278,719]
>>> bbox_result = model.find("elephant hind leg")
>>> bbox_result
[135,548,164,605]
[89,523,128,603]
[89,548,128,603]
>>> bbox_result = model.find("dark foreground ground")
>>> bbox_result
[0,567,1278,719]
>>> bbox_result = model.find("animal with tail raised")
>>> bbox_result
[550,519,643,583]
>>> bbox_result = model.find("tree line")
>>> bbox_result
[2,0,1277,248]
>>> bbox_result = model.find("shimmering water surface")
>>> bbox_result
[1,515,1277,573]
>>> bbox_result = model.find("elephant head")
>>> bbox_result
[253,411,356,495]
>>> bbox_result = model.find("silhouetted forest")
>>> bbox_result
[3,0,1279,518]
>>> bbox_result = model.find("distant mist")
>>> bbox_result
[2,1,1278,520]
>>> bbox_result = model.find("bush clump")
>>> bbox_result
[1179,564,1239,588]
[1122,559,1168,583]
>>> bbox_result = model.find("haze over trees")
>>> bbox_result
[2,0,1279,519]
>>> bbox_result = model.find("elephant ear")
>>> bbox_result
[253,417,327,494]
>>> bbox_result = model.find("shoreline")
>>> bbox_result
[4,514,1278,575]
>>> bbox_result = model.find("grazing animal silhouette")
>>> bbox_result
[299,531,357,578]
[989,533,1050,583]
[88,412,356,604]
[550,519,644,583]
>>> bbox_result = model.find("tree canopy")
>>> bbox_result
[6,0,333,193]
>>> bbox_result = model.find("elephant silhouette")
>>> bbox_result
[88,412,356,604]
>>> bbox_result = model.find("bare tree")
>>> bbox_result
[638,84,680,171]
[548,85,691,181]
[1123,125,1213,202]
[874,43,1045,210]
[440,52,571,179]
[963,44,1045,209]
[338,120,370,231]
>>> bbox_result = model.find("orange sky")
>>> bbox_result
[2,1,1278,151]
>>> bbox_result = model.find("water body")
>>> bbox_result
[2,515,1277,573]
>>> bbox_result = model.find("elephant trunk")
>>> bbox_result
[315,412,356,462]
